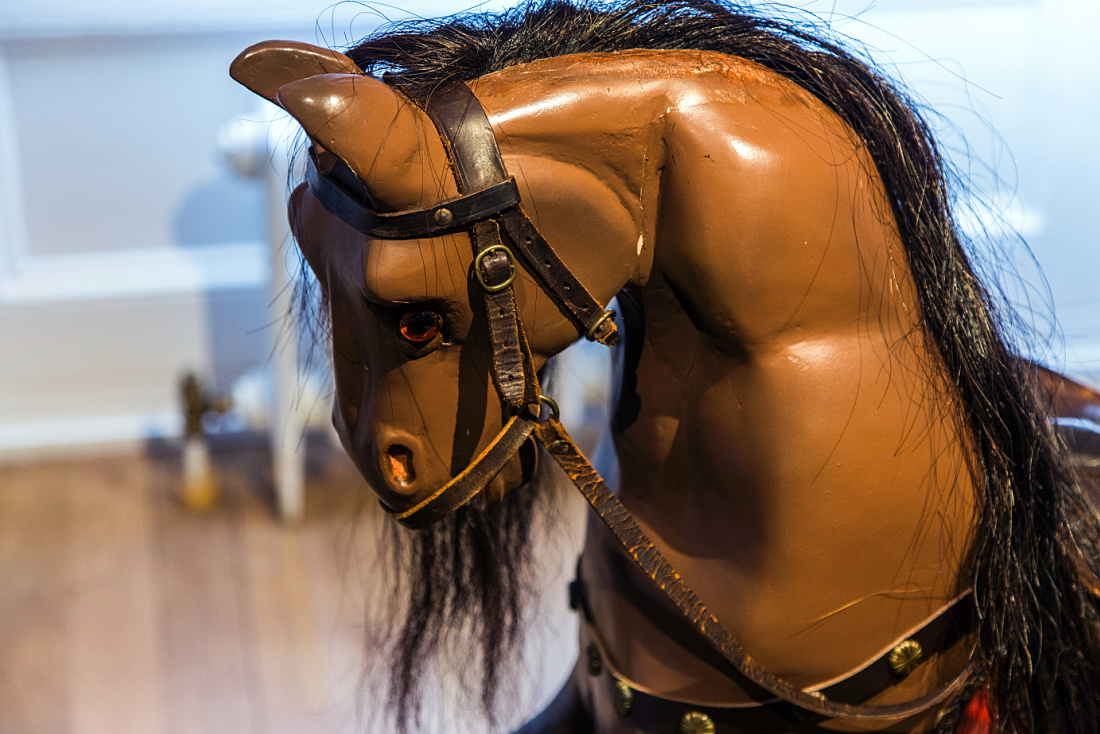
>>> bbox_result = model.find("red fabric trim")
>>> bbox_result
[954,685,993,734]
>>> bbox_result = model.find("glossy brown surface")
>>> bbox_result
[233,44,982,731]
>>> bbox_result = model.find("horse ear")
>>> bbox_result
[274,73,415,181]
[230,40,361,104]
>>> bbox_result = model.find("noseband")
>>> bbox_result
[302,74,974,724]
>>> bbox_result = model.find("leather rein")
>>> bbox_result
[303,74,975,723]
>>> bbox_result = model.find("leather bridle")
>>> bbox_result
[303,74,975,724]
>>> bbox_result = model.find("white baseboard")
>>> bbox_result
[0,411,182,463]
[0,241,269,306]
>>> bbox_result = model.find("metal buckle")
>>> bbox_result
[474,244,518,293]
[538,394,560,421]
[585,309,616,341]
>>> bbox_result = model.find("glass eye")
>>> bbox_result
[399,310,443,344]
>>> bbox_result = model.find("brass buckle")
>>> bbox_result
[474,244,518,293]
[585,309,616,341]
[538,394,560,421]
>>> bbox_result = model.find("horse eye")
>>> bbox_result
[399,310,443,344]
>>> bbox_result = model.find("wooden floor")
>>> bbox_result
[2,424,1095,734]
[0,435,381,734]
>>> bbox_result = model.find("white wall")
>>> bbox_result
[0,30,280,456]
[0,0,1095,458]
[813,0,1099,376]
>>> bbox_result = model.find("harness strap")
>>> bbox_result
[576,618,978,731]
[571,560,974,711]
[390,76,539,409]
[387,413,535,529]
[386,74,619,348]
[471,219,542,407]
[497,207,619,345]
[305,153,521,238]
[532,416,975,722]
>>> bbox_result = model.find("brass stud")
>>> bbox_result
[680,711,716,734]
[433,208,453,226]
[612,680,634,716]
[888,639,924,677]
[586,642,602,676]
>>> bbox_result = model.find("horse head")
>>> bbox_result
[231,42,642,521]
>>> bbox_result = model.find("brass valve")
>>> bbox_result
[179,373,232,510]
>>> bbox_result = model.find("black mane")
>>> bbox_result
[347,2,1100,731]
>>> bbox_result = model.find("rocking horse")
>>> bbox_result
[229,1,1100,732]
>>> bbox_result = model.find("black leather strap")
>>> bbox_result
[390,76,541,409]
[306,155,521,238]
[386,74,510,192]
[498,208,619,345]
[571,559,974,710]
[577,619,978,732]
[469,218,541,407]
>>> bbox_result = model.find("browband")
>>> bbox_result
[305,151,522,239]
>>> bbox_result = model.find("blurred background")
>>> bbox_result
[0,0,1096,732]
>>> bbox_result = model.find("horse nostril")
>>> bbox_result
[385,444,416,487]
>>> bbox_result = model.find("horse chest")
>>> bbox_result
[601,267,976,684]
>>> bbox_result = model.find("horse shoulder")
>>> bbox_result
[655,62,918,352]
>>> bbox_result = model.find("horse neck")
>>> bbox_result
[474,54,697,282]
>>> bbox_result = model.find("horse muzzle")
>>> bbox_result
[375,413,538,528]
